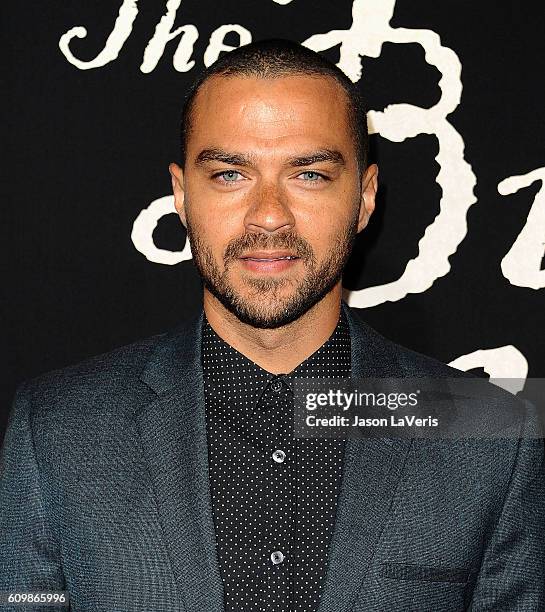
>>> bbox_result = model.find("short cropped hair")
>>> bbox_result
[179,38,368,173]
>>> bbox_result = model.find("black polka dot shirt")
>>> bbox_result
[201,307,351,612]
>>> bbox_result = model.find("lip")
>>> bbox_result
[239,250,299,260]
[238,252,301,274]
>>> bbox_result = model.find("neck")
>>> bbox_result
[203,286,343,374]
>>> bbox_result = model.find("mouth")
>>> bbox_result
[238,252,301,273]
[239,251,300,261]
[241,256,299,262]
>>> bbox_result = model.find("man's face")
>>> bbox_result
[170,74,377,328]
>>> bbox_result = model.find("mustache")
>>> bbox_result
[224,231,315,263]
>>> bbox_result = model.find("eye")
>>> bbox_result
[298,171,328,182]
[213,170,243,183]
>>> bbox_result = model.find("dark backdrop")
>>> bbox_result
[3,0,545,443]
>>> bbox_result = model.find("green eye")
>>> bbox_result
[301,171,322,181]
[220,170,240,181]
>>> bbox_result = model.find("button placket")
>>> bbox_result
[263,384,295,609]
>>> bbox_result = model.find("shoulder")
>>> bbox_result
[344,305,536,436]
[389,337,474,379]
[16,331,167,417]
[344,304,473,380]
[14,307,204,425]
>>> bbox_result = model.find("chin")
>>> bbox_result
[229,292,321,329]
[233,309,302,330]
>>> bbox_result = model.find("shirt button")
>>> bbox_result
[272,449,286,463]
[270,379,283,393]
[270,550,284,565]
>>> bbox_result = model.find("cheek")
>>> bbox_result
[296,205,355,254]
[190,220,234,259]
[185,195,243,249]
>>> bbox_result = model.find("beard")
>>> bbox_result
[185,208,359,329]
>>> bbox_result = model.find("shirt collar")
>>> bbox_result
[201,306,351,415]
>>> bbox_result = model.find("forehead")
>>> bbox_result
[187,74,353,160]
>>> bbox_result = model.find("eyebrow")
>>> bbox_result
[194,147,346,168]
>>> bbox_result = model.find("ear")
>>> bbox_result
[169,162,187,227]
[357,163,378,233]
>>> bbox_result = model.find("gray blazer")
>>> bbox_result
[1,303,544,611]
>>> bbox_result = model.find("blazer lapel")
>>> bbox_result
[317,304,414,612]
[135,310,224,612]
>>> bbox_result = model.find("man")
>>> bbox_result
[1,39,543,612]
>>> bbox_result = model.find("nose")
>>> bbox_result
[243,181,295,234]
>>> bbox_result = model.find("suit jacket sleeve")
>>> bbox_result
[0,381,65,598]
[469,403,545,610]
